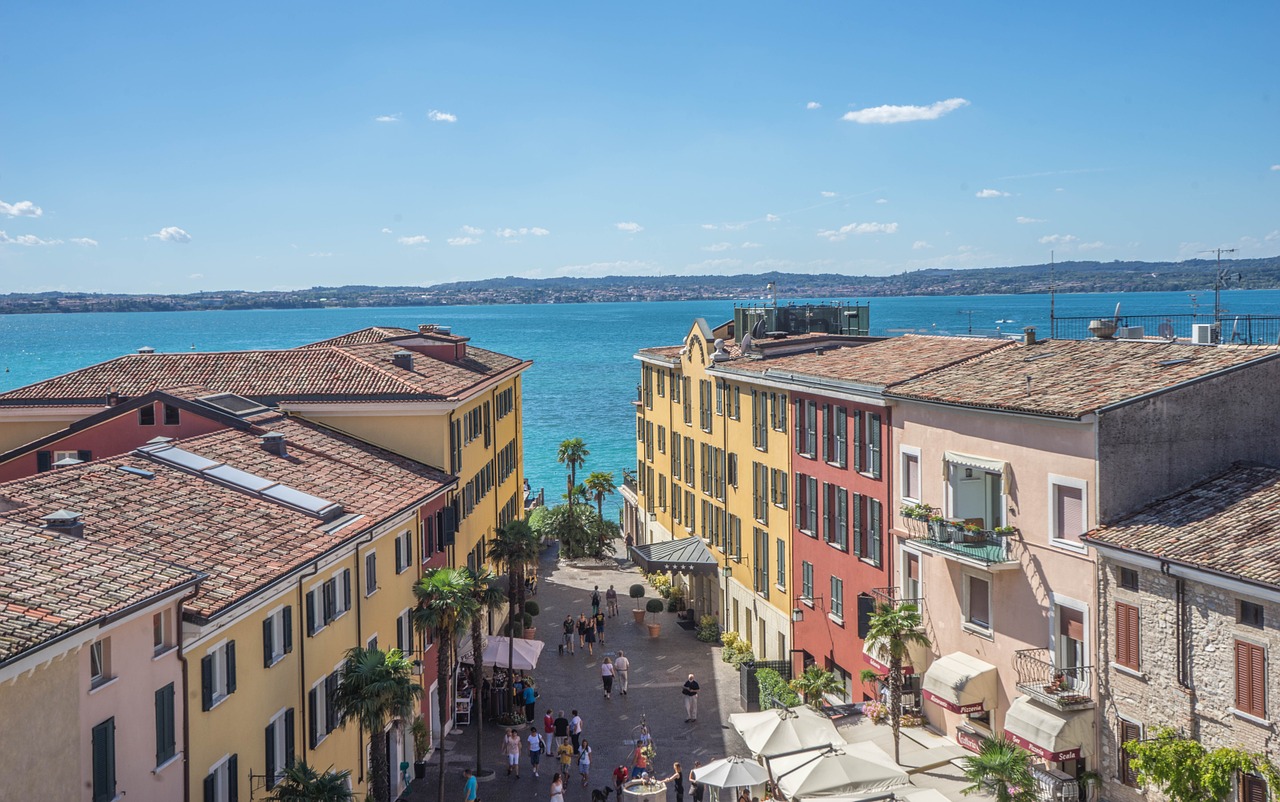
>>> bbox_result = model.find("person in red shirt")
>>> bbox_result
[544,709,555,739]
[613,765,630,796]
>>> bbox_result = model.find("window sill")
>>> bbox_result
[152,645,178,662]
[153,752,182,775]
[961,622,994,641]
[826,461,848,470]
[1049,538,1088,555]
[827,542,848,553]
[88,676,120,695]
[860,557,882,569]
[801,599,815,609]
[209,693,231,711]
[366,588,379,598]
[828,614,845,627]
[775,584,787,593]
[1111,663,1146,681]
[800,529,818,539]
[1230,708,1274,728]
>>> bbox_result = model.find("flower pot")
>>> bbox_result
[647,623,661,637]
[523,627,537,639]
[928,520,946,540]
[632,609,646,624]
[414,760,427,780]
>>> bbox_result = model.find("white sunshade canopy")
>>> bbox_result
[729,706,844,757]
[769,743,909,798]
[944,451,1007,476]
[691,757,771,789]
[922,652,998,714]
[457,636,545,671]
[1002,695,1094,762]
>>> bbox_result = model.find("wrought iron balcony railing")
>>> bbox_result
[1014,648,1094,710]
[898,514,1017,568]
[870,586,924,612]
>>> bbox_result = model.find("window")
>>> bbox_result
[753,528,769,597]
[90,638,112,688]
[730,514,742,561]
[657,370,665,397]
[672,372,681,402]
[1118,719,1141,787]
[1241,774,1269,802]
[699,379,713,431]
[823,406,848,468]
[751,390,769,451]
[153,609,173,655]
[830,576,844,620]
[715,380,724,416]
[309,671,341,747]
[365,552,378,595]
[262,606,293,668]
[658,425,667,454]
[902,551,921,601]
[801,561,814,601]
[163,403,181,425]
[265,708,296,788]
[155,683,176,766]
[1240,600,1266,629]
[92,718,116,802]
[395,531,412,574]
[776,539,786,588]
[824,484,847,551]
[139,404,156,426]
[1115,602,1140,670]
[901,449,921,503]
[397,609,415,653]
[856,496,883,567]
[1235,640,1266,719]
[727,453,737,488]
[794,399,818,457]
[368,634,378,651]
[729,384,741,420]
[201,640,237,710]
[770,392,787,432]
[204,755,238,802]
[771,468,788,509]
[964,575,991,631]
[682,377,692,425]
[306,570,352,635]
[1050,477,1087,545]
[1117,566,1139,591]
[752,462,769,524]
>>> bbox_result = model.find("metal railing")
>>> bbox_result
[1013,648,1094,710]
[870,586,924,611]
[1050,312,1280,345]
[898,516,1015,566]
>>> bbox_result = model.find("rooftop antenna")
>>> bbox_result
[958,309,977,335]
[1048,250,1055,336]
[1200,247,1239,323]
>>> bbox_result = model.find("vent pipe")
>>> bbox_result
[392,350,415,371]
[137,346,156,354]
[41,509,85,538]
[106,391,121,407]
[260,432,288,457]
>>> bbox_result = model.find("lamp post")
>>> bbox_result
[721,562,732,636]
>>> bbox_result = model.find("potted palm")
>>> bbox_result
[645,598,664,637]
[630,584,647,624]
[411,715,430,779]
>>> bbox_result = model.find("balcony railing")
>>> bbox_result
[871,586,924,612]
[899,514,1017,568]
[1014,648,1094,710]
[622,475,638,494]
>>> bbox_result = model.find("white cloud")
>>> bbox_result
[495,226,551,238]
[309,252,334,258]
[397,235,430,245]
[0,200,43,218]
[1039,234,1078,245]
[615,221,644,233]
[1271,165,1280,171]
[0,231,61,246]
[700,223,718,230]
[546,260,660,278]
[820,191,837,198]
[149,226,191,243]
[806,101,822,110]
[841,97,969,124]
[189,273,204,280]
[448,236,479,246]
[1266,230,1280,242]
[765,214,780,222]
[817,222,899,241]
[703,242,732,252]
[381,227,393,234]
[1016,216,1046,224]
[460,225,485,236]
[741,241,762,249]
[685,258,743,273]
[912,240,932,250]
[428,110,457,123]
[374,114,401,123]
[1078,241,1105,251]
[875,198,889,205]
[529,227,550,236]
[975,189,1010,198]
[70,237,98,247]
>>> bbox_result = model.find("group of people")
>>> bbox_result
[559,585,620,657]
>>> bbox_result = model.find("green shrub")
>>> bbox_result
[695,615,721,643]
[645,598,665,615]
[756,668,801,709]
[524,600,540,617]
[721,637,755,668]
[629,584,645,599]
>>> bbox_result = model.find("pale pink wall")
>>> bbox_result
[80,599,186,802]
[892,401,1099,743]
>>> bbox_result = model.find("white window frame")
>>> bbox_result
[396,531,412,574]
[266,606,287,667]
[90,638,112,687]
[1047,474,1089,552]
[961,572,993,637]
[267,706,289,786]
[367,633,378,651]
[208,754,235,802]
[1049,592,1090,673]
[330,569,351,620]
[208,640,231,705]
[53,449,81,462]
[899,544,923,602]
[899,445,922,504]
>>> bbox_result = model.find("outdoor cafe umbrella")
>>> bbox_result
[691,756,771,790]
[729,706,843,757]
[456,635,545,671]
[768,744,908,799]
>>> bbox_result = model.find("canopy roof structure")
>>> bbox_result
[921,652,997,714]
[629,536,720,575]
[1002,696,1093,762]
[457,635,545,671]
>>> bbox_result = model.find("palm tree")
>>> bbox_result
[465,568,506,777]
[860,601,930,764]
[961,735,1037,802]
[412,568,476,802]
[267,762,353,802]
[789,665,846,711]
[584,471,617,521]
[332,647,423,802]
[488,519,541,711]
[557,437,590,527]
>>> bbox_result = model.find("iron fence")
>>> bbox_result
[1050,313,1280,344]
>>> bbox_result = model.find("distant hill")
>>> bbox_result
[2,256,1277,314]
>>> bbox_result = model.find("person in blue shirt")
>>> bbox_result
[523,680,538,720]
[464,768,478,802]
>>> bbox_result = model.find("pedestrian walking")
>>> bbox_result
[584,616,597,655]
[682,674,700,722]
[464,768,478,802]
[544,709,555,740]
[690,762,704,802]
[606,584,619,617]
[662,763,685,802]
[502,729,522,777]
[562,615,575,655]
[557,740,574,774]
[553,710,570,748]
[578,738,593,786]
[595,610,606,645]
[614,650,630,695]
[569,710,583,754]
[601,656,615,698]
[613,765,630,796]
[576,614,587,649]
[527,726,545,778]
[550,773,565,802]
[523,680,538,721]
[591,586,602,617]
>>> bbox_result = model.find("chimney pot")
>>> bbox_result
[106,391,121,407]
[137,346,156,354]
[42,509,85,538]
[392,350,415,371]
[261,431,288,457]
[1023,326,1037,346]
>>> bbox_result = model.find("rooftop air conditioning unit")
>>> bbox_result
[1191,324,1216,345]
[1116,326,1145,340]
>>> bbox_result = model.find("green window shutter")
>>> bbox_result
[204,773,216,802]
[282,606,293,654]
[308,688,319,749]
[265,720,277,788]
[225,640,237,694]
[263,617,274,668]
[228,754,239,802]
[78,449,93,462]
[284,708,296,768]
[37,450,52,472]
[201,655,214,711]
[92,717,116,802]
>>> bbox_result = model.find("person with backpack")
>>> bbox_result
[561,614,575,655]
[591,586,602,617]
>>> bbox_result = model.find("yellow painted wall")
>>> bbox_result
[298,412,449,469]
[0,653,80,801]
[0,417,79,453]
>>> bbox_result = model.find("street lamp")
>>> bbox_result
[790,596,824,623]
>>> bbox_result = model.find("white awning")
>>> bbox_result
[1002,696,1094,762]
[944,451,1007,475]
[922,652,997,714]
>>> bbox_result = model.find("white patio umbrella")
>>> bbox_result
[691,757,771,790]
[482,636,544,670]
[768,744,908,799]
[729,706,844,757]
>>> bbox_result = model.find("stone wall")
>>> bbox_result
[1097,553,1280,802]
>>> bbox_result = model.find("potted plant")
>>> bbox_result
[993,525,1017,536]
[411,715,431,779]
[645,598,664,637]
[524,600,540,638]
[928,514,947,540]
[962,522,984,543]
[666,585,686,613]
[630,584,647,624]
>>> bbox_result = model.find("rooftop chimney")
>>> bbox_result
[392,350,415,371]
[42,509,85,538]
[106,391,121,407]
[260,432,288,457]
[137,346,156,354]
[1023,327,1037,346]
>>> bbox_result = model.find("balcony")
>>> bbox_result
[871,586,924,612]
[899,513,1018,570]
[1014,649,1094,710]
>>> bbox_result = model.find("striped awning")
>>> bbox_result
[629,536,719,575]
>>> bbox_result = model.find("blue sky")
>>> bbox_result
[3,2,1277,293]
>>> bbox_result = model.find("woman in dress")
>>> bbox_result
[601,656,615,698]
[576,614,588,649]
[503,728,522,777]
[550,772,566,802]
[584,615,597,656]
[578,737,593,786]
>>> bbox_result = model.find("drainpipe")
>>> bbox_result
[176,581,203,802]
[297,560,321,764]
[352,529,375,784]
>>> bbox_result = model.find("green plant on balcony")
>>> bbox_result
[901,503,932,520]
[993,525,1017,536]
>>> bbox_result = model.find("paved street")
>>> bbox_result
[406,540,749,802]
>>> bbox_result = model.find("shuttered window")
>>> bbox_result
[1236,640,1267,719]
[902,451,921,501]
[1241,774,1269,802]
[1054,483,1085,542]
[1118,719,1141,786]
[155,683,176,766]
[92,717,116,802]
[1115,602,1140,670]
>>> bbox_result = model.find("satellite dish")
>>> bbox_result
[1157,321,1175,340]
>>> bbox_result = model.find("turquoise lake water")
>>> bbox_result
[2,289,1278,517]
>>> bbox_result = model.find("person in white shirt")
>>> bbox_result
[614,650,631,695]
[601,656,615,698]
[527,726,546,778]
[570,710,583,754]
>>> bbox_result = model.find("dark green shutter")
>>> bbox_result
[342,570,351,611]
[225,640,236,694]
[442,505,457,546]
[853,411,863,472]
[308,688,319,748]
[284,708,296,767]
[78,449,93,462]
[92,718,116,802]
[306,591,316,635]
[228,754,238,802]
[204,774,216,802]
[282,606,293,654]
[265,720,276,787]
[201,655,214,711]
[263,617,274,667]
[155,683,175,765]
[37,450,52,472]
[857,594,875,640]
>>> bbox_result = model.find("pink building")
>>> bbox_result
[883,333,1280,796]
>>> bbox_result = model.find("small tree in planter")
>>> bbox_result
[630,584,647,623]
[411,715,431,779]
[645,598,664,637]
[524,600,540,638]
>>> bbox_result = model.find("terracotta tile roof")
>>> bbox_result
[0,414,453,621]
[886,339,1280,419]
[636,345,683,361]
[302,326,417,347]
[0,328,527,405]
[0,520,199,663]
[1084,463,1280,588]
[718,335,1013,387]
